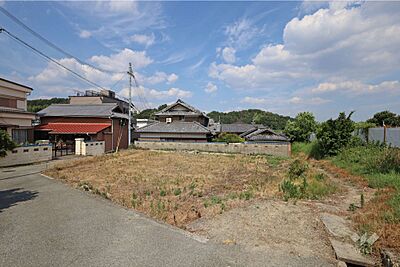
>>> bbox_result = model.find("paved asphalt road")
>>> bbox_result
[0,163,334,267]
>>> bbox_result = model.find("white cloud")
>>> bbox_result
[225,18,262,49]
[120,86,192,100]
[241,96,268,105]
[90,48,153,72]
[204,82,218,94]
[27,49,176,100]
[79,30,92,39]
[288,96,329,105]
[139,71,178,85]
[311,80,400,95]
[64,1,165,49]
[241,95,329,106]
[130,33,155,47]
[210,2,400,93]
[221,47,236,64]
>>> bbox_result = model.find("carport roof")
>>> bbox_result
[35,123,111,134]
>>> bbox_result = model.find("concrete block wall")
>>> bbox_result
[135,141,291,157]
[0,145,52,167]
[75,138,105,156]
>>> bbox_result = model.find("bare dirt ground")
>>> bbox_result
[187,199,336,264]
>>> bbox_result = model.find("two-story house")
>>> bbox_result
[136,99,211,142]
[0,78,36,144]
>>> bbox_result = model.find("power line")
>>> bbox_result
[0,27,108,91]
[1,26,138,109]
[0,6,125,75]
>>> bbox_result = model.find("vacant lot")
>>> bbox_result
[45,149,290,227]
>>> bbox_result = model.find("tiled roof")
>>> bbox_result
[35,123,111,134]
[243,127,289,142]
[136,121,210,134]
[155,99,208,118]
[38,103,128,119]
[220,124,262,134]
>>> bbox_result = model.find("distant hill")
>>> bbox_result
[27,98,69,113]
[207,109,292,130]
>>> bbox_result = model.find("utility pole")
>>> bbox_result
[127,63,133,146]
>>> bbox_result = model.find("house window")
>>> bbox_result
[166,117,172,123]
[12,129,28,144]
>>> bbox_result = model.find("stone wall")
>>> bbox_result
[75,138,105,156]
[135,141,291,157]
[0,145,52,167]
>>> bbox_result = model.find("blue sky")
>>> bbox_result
[1,1,400,121]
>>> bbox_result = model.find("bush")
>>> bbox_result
[284,112,317,142]
[0,130,16,157]
[213,133,244,143]
[287,159,308,180]
[374,148,400,174]
[317,112,355,156]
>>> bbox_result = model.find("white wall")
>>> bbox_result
[0,145,52,167]
[75,138,105,156]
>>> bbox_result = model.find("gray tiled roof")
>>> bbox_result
[243,128,289,142]
[220,124,262,134]
[136,121,211,134]
[155,99,208,118]
[38,103,128,119]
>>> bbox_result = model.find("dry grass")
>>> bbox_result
[313,159,400,253]
[45,149,288,228]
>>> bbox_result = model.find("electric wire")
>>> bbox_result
[0,6,125,75]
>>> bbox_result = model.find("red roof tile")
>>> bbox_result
[35,123,111,134]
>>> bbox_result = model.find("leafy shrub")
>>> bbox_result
[374,148,400,174]
[213,133,244,143]
[0,130,16,157]
[287,159,308,180]
[284,112,317,142]
[317,112,355,156]
[281,158,336,200]
[280,179,300,200]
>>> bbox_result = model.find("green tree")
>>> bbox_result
[136,104,167,119]
[213,133,244,143]
[207,109,292,130]
[317,112,355,156]
[367,111,400,127]
[27,98,69,113]
[0,130,16,157]
[284,112,317,142]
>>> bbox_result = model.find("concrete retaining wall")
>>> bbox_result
[135,141,291,157]
[75,138,105,156]
[0,145,52,167]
